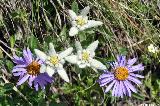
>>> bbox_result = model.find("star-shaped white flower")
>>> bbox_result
[148,44,158,53]
[68,6,103,36]
[65,40,106,70]
[34,43,73,82]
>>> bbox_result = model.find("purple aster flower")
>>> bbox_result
[98,55,144,98]
[12,47,53,91]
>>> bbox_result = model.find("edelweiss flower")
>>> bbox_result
[34,43,73,82]
[65,40,106,70]
[148,44,158,53]
[68,6,103,36]
[98,55,144,98]
[12,48,52,91]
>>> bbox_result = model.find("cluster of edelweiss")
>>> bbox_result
[12,6,144,98]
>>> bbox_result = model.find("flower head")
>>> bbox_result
[12,48,52,91]
[148,44,158,53]
[65,40,106,70]
[68,6,103,36]
[98,55,144,98]
[34,43,73,82]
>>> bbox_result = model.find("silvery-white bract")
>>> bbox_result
[68,6,103,36]
[65,40,106,70]
[34,43,73,82]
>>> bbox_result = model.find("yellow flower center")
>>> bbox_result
[50,55,59,65]
[82,52,90,61]
[114,67,129,80]
[26,61,40,75]
[76,16,86,26]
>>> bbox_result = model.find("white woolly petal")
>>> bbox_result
[40,64,46,73]
[71,21,77,26]
[57,68,69,82]
[77,50,82,59]
[46,61,53,66]
[90,59,106,70]
[69,27,79,36]
[86,40,99,52]
[34,49,47,62]
[59,47,73,59]
[80,6,90,16]
[90,52,95,58]
[85,20,103,29]
[55,63,63,69]
[75,41,82,51]
[68,10,77,20]
[60,59,65,64]
[78,63,87,68]
[65,55,78,64]
[87,63,91,67]
[77,61,82,65]
[49,43,56,55]
[46,66,55,77]
[79,25,87,31]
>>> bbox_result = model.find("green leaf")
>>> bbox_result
[6,60,14,72]
[156,79,160,87]
[3,83,14,91]
[0,85,5,95]
[10,35,15,48]
[44,36,53,43]
[110,95,116,104]
[44,11,53,30]
[86,30,95,35]
[144,75,152,89]
[141,54,151,64]
[87,77,93,86]
[59,25,67,40]
[79,32,86,42]
[132,93,145,100]
[118,47,128,55]
[28,35,39,50]
[71,1,79,14]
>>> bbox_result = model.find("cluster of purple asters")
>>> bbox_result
[12,48,52,91]
[98,55,144,98]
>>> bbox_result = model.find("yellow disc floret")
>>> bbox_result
[82,51,90,61]
[26,61,40,75]
[114,67,129,80]
[76,16,87,26]
[50,55,59,65]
